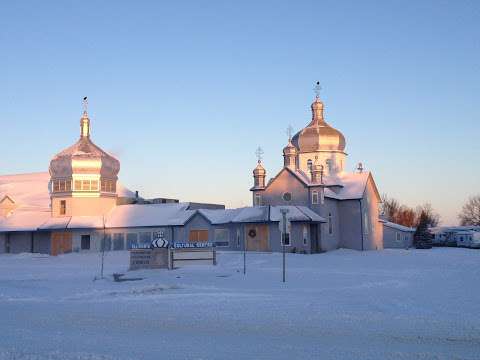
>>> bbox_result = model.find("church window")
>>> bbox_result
[328,213,333,235]
[214,229,230,247]
[312,191,318,204]
[320,188,325,204]
[254,193,261,206]
[60,200,66,215]
[326,159,332,172]
[364,212,369,234]
[75,180,82,190]
[91,180,99,191]
[236,229,241,247]
[282,192,292,202]
[307,159,313,171]
[303,226,308,245]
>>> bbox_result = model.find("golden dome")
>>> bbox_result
[49,111,120,179]
[283,139,297,156]
[291,98,346,152]
[253,161,266,176]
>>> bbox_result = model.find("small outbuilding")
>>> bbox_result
[382,221,415,249]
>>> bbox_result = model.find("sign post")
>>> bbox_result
[280,208,289,283]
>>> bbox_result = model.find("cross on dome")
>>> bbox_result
[255,146,264,163]
[314,81,321,99]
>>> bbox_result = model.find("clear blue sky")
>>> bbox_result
[1,0,479,225]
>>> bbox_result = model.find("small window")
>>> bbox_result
[60,200,66,215]
[254,193,261,206]
[189,230,209,242]
[82,180,90,191]
[282,192,292,202]
[113,233,125,250]
[303,226,308,246]
[396,232,401,242]
[328,213,333,235]
[312,191,318,204]
[81,235,91,250]
[91,180,99,191]
[214,229,229,247]
[139,232,152,248]
[126,233,139,249]
[102,234,112,251]
[307,159,313,171]
[75,180,82,191]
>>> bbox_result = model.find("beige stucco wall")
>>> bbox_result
[51,196,116,217]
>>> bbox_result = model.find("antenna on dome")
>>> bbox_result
[314,81,321,99]
[82,97,88,113]
[255,146,264,164]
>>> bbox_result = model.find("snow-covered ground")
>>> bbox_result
[0,249,479,360]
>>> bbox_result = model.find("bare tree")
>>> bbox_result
[396,206,417,228]
[459,195,480,226]
[381,194,400,222]
[415,203,440,228]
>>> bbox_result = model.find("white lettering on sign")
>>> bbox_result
[174,242,213,249]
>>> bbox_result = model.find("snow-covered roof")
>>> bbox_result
[105,203,191,228]
[200,206,325,224]
[261,167,378,201]
[0,210,51,232]
[383,221,415,232]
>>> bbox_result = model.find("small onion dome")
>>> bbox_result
[291,98,346,152]
[283,139,297,156]
[49,111,120,179]
[253,161,266,176]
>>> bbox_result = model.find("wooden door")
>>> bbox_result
[245,224,269,251]
[51,232,73,256]
[310,224,319,253]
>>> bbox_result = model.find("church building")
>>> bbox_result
[0,90,384,255]
[250,90,383,251]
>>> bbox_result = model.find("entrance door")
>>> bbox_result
[310,224,320,253]
[51,232,72,256]
[245,224,269,251]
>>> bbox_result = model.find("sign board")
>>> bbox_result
[173,242,213,249]
[151,238,169,248]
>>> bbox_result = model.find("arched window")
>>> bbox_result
[307,159,313,171]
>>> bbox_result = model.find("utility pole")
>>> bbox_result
[280,208,289,283]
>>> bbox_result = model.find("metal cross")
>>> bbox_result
[83,96,88,113]
[286,125,293,140]
[314,81,321,99]
[255,146,264,163]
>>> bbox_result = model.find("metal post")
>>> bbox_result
[281,209,288,283]
[243,229,246,275]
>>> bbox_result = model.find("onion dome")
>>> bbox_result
[253,160,266,177]
[49,110,120,180]
[283,139,297,156]
[291,98,346,152]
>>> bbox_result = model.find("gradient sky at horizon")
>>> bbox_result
[1,0,479,225]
